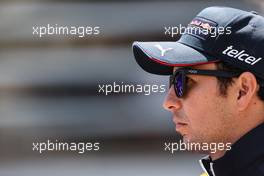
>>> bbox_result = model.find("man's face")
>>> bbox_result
[163,63,236,149]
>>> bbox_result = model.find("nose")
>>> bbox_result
[163,86,182,111]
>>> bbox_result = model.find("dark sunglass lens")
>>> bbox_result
[174,72,184,97]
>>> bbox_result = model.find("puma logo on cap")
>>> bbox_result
[154,44,173,57]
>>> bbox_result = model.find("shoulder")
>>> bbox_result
[236,159,264,176]
[257,161,264,175]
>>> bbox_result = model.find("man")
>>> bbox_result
[132,6,264,176]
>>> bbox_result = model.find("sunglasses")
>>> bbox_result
[169,68,241,98]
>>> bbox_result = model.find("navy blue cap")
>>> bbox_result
[132,6,264,80]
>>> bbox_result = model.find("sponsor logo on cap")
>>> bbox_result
[222,45,262,65]
[186,17,219,40]
[189,19,214,31]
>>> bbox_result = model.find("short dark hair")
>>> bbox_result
[216,62,264,101]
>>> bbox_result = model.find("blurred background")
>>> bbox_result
[0,0,263,175]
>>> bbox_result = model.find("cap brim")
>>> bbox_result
[132,41,219,75]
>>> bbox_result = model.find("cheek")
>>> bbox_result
[184,93,215,130]
[182,80,226,136]
[184,80,217,121]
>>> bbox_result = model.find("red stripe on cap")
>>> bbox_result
[148,56,221,67]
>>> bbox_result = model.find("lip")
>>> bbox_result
[172,117,187,126]
[176,122,187,128]
[175,123,188,133]
[175,123,188,136]
[172,117,188,133]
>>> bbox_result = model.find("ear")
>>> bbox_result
[236,72,258,111]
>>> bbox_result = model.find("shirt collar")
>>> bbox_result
[199,155,215,176]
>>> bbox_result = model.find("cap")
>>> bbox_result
[132,6,264,80]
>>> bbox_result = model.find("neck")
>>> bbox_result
[210,111,264,161]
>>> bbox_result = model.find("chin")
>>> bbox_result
[182,134,192,143]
